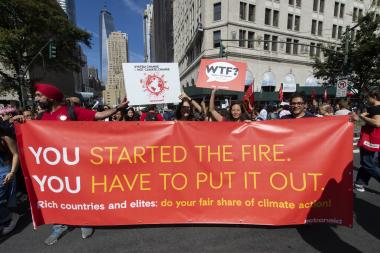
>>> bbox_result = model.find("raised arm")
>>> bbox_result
[179,91,202,113]
[209,88,223,122]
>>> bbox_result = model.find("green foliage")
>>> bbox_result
[0,0,91,87]
[313,12,380,96]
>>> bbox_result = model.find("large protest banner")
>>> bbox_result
[15,117,353,228]
[122,63,181,105]
[196,59,247,91]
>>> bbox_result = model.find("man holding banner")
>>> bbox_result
[33,83,129,245]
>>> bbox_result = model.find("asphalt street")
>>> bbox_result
[0,148,379,253]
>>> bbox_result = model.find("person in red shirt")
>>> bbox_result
[32,83,129,245]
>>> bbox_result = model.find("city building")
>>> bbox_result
[99,7,116,84]
[103,32,129,106]
[57,0,76,24]
[153,0,174,62]
[144,4,155,62]
[173,0,380,100]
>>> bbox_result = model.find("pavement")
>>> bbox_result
[0,137,379,252]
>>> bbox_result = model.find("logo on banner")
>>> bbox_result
[206,62,239,83]
[140,73,169,102]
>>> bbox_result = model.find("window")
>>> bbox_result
[319,0,324,13]
[332,24,337,38]
[287,14,293,30]
[313,0,318,11]
[338,26,343,39]
[273,10,279,27]
[248,4,255,22]
[272,36,278,52]
[213,2,221,21]
[265,9,271,25]
[239,30,246,47]
[240,2,247,20]
[353,7,358,22]
[213,30,221,48]
[296,0,301,7]
[358,9,363,19]
[311,20,317,35]
[318,21,323,36]
[293,40,299,55]
[316,43,322,57]
[310,42,316,57]
[264,34,270,51]
[286,38,292,54]
[248,31,255,48]
[340,4,345,18]
[289,0,294,5]
[334,2,339,17]
[294,15,300,31]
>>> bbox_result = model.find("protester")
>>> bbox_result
[140,105,163,121]
[0,121,20,235]
[176,97,194,121]
[163,105,176,121]
[280,93,315,119]
[317,104,334,117]
[113,109,125,121]
[335,100,352,116]
[209,88,248,122]
[33,83,128,245]
[125,107,140,121]
[352,89,380,192]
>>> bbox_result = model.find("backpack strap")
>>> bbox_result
[67,105,77,121]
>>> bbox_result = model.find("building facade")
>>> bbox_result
[153,0,174,62]
[173,0,380,96]
[99,8,116,84]
[103,32,129,106]
[144,4,155,62]
[57,0,76,24]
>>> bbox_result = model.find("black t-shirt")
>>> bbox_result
[280,111,315,119]
[367,105,380,118]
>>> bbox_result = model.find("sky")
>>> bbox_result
[76,0,152,71]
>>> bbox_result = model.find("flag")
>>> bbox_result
[324,88,328,101]
[311,89,317,100]
[243,80,254,108]
[279,83,283,102]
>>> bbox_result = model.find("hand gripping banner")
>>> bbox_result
[15,117,353,228]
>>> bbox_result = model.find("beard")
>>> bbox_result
[37,100,52,110]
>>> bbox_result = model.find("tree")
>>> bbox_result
[0,0,91,103]
[313,12,380,96]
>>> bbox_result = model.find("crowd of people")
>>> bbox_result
[0,82,379,246]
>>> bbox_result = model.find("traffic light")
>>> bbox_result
[219,43,227,58]
[49,40,57,59]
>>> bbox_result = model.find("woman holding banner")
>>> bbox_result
[178,92,203,121]
[209,88,248,122]
[0,121,20,235]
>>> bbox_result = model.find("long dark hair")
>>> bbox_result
[226,101,248,121]
[125,107,139,121]
[176,97,194,121]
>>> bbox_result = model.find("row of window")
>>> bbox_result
[213,29,324,57]
[213,1,365,23]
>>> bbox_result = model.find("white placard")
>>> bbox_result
[122,63,182,105]
[336,79,348,98]
[282,83,296,92]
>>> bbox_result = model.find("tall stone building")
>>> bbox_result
[103,32,129,106]
[144,4,155,62]
[173,0,380,97]
[153,0,174,62]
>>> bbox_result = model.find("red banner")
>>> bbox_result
[196,59,247,91]
[15,117,353,228]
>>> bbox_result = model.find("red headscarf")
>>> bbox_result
[34,83,64,102]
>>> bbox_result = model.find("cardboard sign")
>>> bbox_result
[196,59,247,91]
[122,63,181,105]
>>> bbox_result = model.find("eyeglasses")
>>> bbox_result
[290,102,304,106]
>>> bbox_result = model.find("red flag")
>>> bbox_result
[311,89,317,100]
[243,80,254,107]
[279,83,283,102]
[324,88,328,101]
